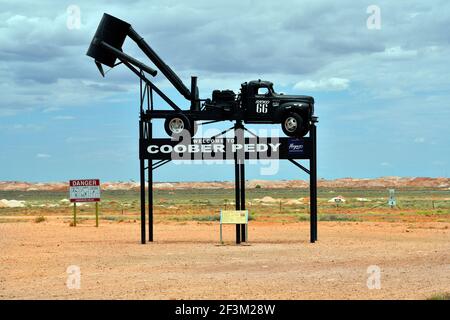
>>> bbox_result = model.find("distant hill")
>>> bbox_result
[0,177,449,191]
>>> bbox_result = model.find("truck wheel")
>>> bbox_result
[281,112,303,137]
[299,127,310,137]
[164,114,192,137]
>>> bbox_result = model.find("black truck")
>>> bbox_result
[87,14,315,137]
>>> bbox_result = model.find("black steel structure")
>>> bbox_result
[87,13,319,245]
[137,82,318,243]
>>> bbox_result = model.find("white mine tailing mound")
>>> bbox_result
[253,196,304,205]
[0,177,449,191]
[0,199,26,208]
[328,196,346,203]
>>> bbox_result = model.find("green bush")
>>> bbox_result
[318,214,359,222]
[192,215,220,222]
[34,216,46,223]
[297,214,309,221]
[427,293,450,300]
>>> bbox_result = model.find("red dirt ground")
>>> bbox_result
[0,219,449,299]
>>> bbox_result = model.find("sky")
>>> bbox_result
[0,0,449,182]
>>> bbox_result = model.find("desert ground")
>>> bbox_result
[0,178,449,299]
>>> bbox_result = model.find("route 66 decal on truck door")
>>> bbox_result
[256,100,269,113]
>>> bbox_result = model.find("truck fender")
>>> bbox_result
[274,103,308,122]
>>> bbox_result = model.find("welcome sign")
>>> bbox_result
[142,137,312,160]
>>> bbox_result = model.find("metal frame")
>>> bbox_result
[87,13,318,245]
[137,76,318,245]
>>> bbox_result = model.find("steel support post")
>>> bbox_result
[309,123,318,243]
[240,157,246,242]
[234,123,241,244]
[148,122,153,242]
[139,119,146,244]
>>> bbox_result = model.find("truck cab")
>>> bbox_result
[241,80,276,122]
[241,80,315,137]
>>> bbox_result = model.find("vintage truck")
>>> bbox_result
[87,14,315,137]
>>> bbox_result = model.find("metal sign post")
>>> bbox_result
[73,202,77,227]
[95,202,99,227]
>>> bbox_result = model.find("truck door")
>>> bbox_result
[245,85,273,122]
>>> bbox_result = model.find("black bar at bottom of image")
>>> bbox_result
[0,300,441,318]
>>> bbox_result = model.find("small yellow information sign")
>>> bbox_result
[220,210,248,224]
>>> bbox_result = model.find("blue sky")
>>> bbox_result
[0,0,449,182]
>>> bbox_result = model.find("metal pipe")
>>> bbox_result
[99,41,157,76]
[128,27,192,100]
[190,76,199,111]
[119,58,181,111]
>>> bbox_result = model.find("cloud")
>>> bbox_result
[374,46,418,60]
[0,123,44,131]
[36,153,51,158]
[0,0,449,133]
[52,115,76,120]
[293,78,350,91]
[414,137,425,143]
[42,107,61,113]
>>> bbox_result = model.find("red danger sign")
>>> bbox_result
[70,179,100,187]
[69,179,101,202]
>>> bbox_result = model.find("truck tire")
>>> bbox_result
[299,126,310,137]
[281,112,304,137]
[164,114,192,137]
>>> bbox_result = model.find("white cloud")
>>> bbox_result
[52,115,76,120]
[293,78,350,91]
[380,162,391,167]
[36,153,51,158]
[42,107,61,113]
[414,137,425,143]
[374,46,418,59]
[0,0,450,138]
